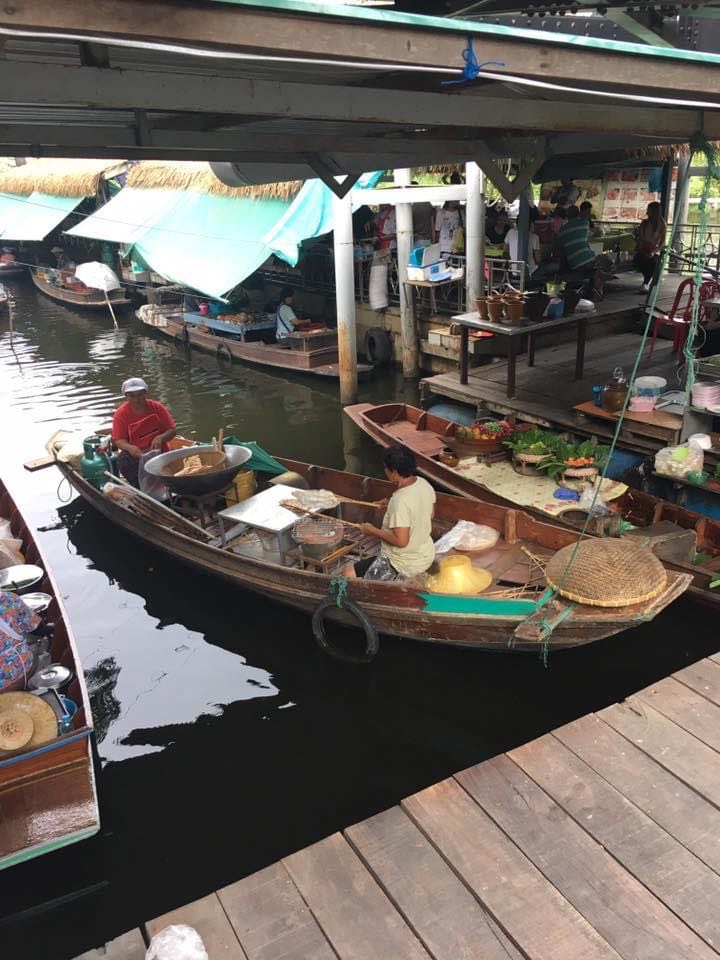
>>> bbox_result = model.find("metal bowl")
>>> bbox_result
[143,444,252,496]
[21,592,53,613]
[0,564,44,592]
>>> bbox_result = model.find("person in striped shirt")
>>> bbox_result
[556,208,613,298]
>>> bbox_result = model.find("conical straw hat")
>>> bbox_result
[545,540,666,607]
[429,554,492,595]
[0,708,33,751]
[0,691,58,753]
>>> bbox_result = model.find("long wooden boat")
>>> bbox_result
[53,454,689,654]
[0,263,26,278]
[0,477,99,870]
[31,269,132,311]
[142,314,373,380]
[346,401,720,608]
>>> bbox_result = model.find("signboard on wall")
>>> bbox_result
[601,168,659,222]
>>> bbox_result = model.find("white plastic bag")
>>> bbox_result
[575,298,596,314]
[369,262,389,311]
[362,556,399,581]
[138,451,169,501]
[433,520,499,555]
[655,441,704,479]
[146,925,208,960]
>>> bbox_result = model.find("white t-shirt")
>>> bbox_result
[435,208,462,255]
[506,228,540,275]
[381,476,436,577]
[276,303,297,340]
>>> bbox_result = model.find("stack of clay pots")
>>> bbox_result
[476,293,527,325]
[502,292,526,325]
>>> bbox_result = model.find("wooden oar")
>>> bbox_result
[280,499,365,530]
[104,290,119,329]
[103,471,212,540]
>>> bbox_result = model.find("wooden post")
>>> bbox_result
[333,190,358,405]
[465,162,485,305]
[394,168,418,379]
[516,189,531,275]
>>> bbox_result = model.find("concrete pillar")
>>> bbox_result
[394,168,418,378]
[333,190,358,405]
[465,162,486,306]
[517,189,531,272]
[672,153,691,272]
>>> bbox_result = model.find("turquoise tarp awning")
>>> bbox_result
[66,171,384,299]
[1,192,82,241]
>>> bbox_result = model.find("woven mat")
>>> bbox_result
[447,457,627,518]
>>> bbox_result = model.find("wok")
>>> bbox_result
[144,444,252,496]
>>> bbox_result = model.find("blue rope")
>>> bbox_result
[442,37,505,85]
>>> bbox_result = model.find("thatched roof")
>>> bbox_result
[0,159,127,196]
[125,161,302,200]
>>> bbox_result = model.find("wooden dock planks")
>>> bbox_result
[75,651,720,960]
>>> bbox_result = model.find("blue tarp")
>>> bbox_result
[67,172,383,299]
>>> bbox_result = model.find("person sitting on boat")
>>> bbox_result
[112,377,176,486]
[0,247,16,265]
[345,444,436,581]
[51,245,75,273]
[276,287,301,343]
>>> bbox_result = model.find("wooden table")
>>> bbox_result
[453,310,589,399]
[404,274,464,314]
[574,400,683,445]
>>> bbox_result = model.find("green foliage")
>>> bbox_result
[503,428,554,455]
[511,434,611,481]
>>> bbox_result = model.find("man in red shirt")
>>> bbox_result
[112,377,176,485]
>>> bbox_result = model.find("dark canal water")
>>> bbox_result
[1,277,718,959]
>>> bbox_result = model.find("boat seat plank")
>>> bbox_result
[459,754,716,960]
[345,806,524,960]
[601,696,720,806]
[674,657,720,707]
[218,862,336,960]
[73,930,146,960]
[283,833,431,960]
[509,732,720,951]
[147,894,248,959]
[554,713,720,876]
[635,675,720,753]
[402,777,621,960]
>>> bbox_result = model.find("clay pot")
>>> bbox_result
[504,299,526,325]
[486,298,505,323]
[475,297,488,320]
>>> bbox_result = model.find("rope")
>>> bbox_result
[329,576,348,608]
[442,37,505,85]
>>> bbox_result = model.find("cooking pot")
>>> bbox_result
[143,444,252,496]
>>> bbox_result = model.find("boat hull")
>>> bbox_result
[0,482,99,870]
[56,460,689,654]
[144,315,374,380]
[31,270,131,311]
[345,401,720,610]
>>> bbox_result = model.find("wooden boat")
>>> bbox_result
[31,268,132,311]
[0,262,26,278]
[0,477,99,870]
[143,313,373,380]
[53,454,689,654]
[346,401,720,608]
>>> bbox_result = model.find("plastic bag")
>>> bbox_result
[433,520,500,555]
[138,451,169,501]
[575,298,596,314]
[146,925,208,960]
[655,441,704,480]
[0,538,24,569]
[362,556,399,581]
[579,487,610,517]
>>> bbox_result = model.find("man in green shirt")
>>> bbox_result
[556,208,613,298]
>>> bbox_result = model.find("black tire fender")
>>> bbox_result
[312,596,379,663]
[216,341,232,364]
[364,327,392,366]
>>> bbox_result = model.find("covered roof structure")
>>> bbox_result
[0,0,717,192]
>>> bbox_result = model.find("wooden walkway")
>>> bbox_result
[421,274,685,451]
[76,650,720,960]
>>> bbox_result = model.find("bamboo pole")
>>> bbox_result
[104,290,119,329]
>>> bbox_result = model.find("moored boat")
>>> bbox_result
[346,401,720,609]
[51,448,689,655]
[142,312,373,380]
[0,477,99,870]
[31,268,131,311]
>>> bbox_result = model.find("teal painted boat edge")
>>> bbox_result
[0,825,100,872]
[420,592,539,616]
[203,0,720,67]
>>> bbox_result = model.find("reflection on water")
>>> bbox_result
[2,278,718,960]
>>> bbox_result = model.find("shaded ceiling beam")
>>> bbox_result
[604,10,675,48]
[4,0,720,100]
[0,62,718,141]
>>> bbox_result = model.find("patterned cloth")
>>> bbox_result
[0,589,38,691]
[448,458,627,519]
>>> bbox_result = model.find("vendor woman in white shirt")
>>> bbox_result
[276,286,301,342]
[345,444,436,580]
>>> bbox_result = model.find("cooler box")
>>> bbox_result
[407,259,448,282]
[409,243,441,268]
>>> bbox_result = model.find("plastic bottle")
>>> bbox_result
[601,366,628,413]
